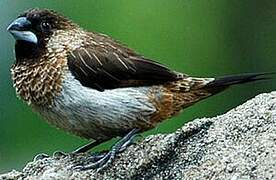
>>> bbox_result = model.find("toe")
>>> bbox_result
[33,153,49,161]
[53,151,67,157]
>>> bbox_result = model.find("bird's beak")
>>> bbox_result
[7,17,38,44]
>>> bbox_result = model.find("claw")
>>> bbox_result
[53,151,67,157]
[33,153,49,161]
[72,164,84,171]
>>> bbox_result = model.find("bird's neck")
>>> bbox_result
[15,40,45,63]
[11,51,67,107]
[12,40,68,107]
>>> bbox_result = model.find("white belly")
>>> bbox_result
[35,72,156,140]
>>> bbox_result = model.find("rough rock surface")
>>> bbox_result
[1,92,276,180]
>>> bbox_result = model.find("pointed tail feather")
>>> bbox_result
[152,72,273,121]
[201,72,274,95]
[206,72,274,88]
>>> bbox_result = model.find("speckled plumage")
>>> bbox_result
[8,9,269,144]
[11,26,214,140]
[11,54,66,106]
[11,23,94,105]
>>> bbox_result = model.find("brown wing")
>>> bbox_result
[67,47,181,91]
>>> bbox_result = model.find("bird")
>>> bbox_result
[7,8,272,170]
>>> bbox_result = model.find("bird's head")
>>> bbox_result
[7,8,76,45]
[7,8,79,61]
[7,9,82,105]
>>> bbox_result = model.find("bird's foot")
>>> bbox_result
[53,150,68,157]
[34,150,71,161]
[73,129,139,172]
[33,150,69,161]
[33,153,50,161]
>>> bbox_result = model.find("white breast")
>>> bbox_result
[35,72,156,140]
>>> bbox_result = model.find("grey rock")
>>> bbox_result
[1,92,276,180]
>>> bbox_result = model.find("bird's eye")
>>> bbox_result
[40,21,51,31]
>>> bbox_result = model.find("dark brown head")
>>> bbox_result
[7,8,77,61]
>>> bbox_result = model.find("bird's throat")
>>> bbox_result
[15,40,44,62]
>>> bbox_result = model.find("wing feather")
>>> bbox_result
[67,47,180,91]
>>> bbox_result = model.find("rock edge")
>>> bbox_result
[1,92,276,180]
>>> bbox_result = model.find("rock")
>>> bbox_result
[1,92,276,180]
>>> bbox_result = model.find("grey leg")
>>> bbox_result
[53,139,107,158]
[36,139,109,160]
[75,128,140,171]
[73,140,106,154]
[118,132,142,153]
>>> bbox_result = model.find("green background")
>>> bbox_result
[0,0,275,173]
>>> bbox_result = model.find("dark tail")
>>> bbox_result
[204,72,274,93]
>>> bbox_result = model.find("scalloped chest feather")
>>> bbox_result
[11,57,67,106]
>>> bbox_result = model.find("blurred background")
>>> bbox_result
[0,0,275,173]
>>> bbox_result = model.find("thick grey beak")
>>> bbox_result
[7,17,38,44]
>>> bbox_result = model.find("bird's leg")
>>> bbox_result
[74,128,140,171]
[52,140,107,158]
[73,140,106,154]
[70,140,108,162]
[117,131,141,153]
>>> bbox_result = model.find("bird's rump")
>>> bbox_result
[149,72,273,124]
